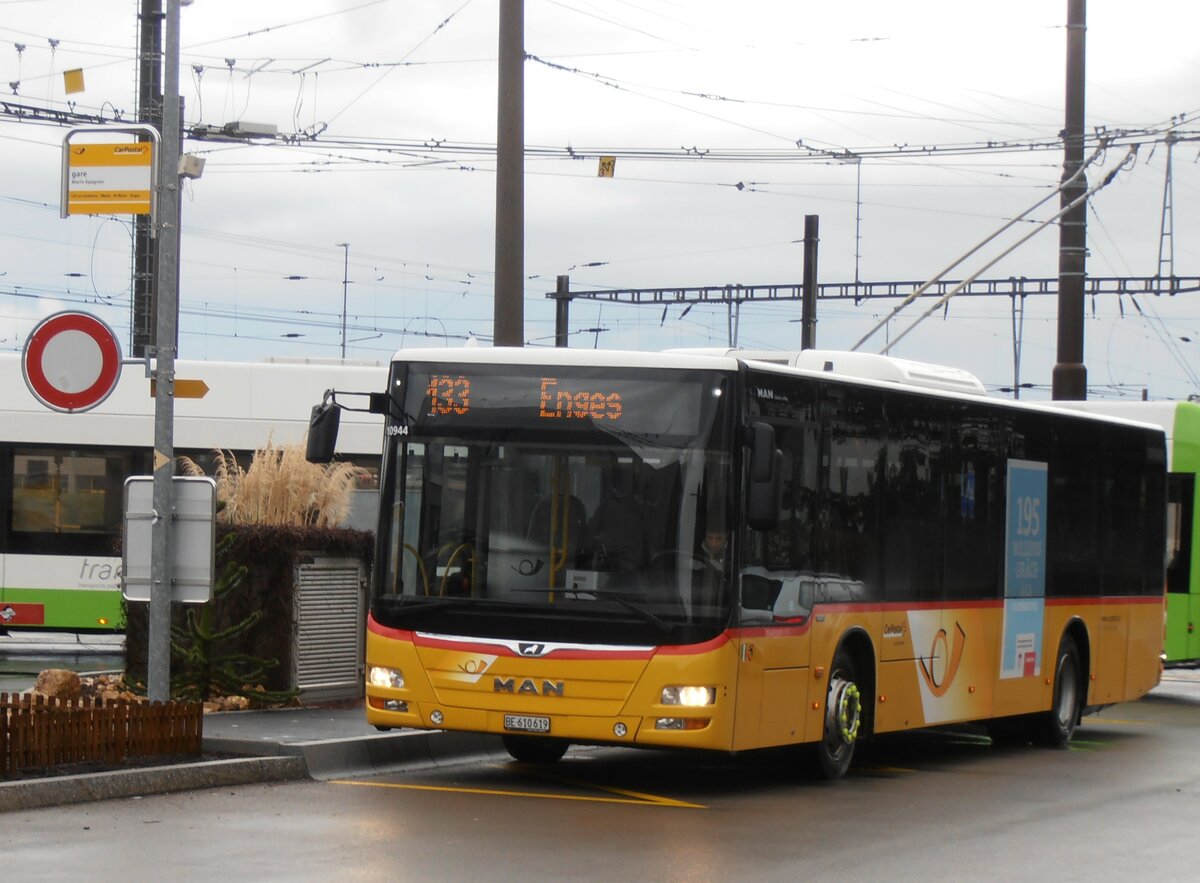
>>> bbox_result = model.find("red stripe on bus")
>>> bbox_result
[368,613,727,660]
[367,614,412,641]
[1044,594,1165,607]
[656,633,731,655]
[367,594,1164,658]
[731,623,813,638]
[812,599,1003,615]
[416,634,657,660]
[813,596,1163,615]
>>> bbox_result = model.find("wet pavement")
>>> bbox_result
[3,647,1197,814]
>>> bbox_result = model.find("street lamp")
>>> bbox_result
[335,242,349,358]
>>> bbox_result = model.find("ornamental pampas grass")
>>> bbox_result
[178,438,366,528]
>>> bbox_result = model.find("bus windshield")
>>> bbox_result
[374,362,735,646]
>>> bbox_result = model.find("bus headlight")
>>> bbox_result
[367,665,405,689]
[661,686,716,707]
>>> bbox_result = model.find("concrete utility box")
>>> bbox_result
[292,555,368,703]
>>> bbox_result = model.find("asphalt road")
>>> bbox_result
[5,671,1199,882]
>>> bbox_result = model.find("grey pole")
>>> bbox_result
[148,0,182,702]
[1052,0,1087,400]
[801,214,819,350]
[336,242,349,358]
[493,0,524,347]
[554,274,570,347]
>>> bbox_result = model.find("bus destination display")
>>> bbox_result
[409,366,710,437]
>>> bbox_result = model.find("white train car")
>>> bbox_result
[0,353,386,636]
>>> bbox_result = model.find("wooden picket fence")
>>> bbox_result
[0,693,203,778]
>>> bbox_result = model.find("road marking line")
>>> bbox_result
[854,764,918,775]
[328,778,705,809]
[546,774,705,808]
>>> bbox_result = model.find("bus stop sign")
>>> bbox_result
[22,310,123,413]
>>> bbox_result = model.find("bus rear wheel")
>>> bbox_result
[1036,635,1082,748]
[808,648,863,780]
[501,735,570,764]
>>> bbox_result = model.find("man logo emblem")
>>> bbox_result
[518,643,547,657]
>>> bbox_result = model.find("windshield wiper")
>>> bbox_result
[607,594,675,632]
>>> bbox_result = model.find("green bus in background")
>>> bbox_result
[1062,400,1200,665]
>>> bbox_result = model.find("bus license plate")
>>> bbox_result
[504,714,550,734]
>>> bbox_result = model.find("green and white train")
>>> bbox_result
[0,353,385,638]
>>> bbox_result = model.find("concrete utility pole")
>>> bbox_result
[493,0,524,347]
[148,0,182,702]
[1053,0,1087,400]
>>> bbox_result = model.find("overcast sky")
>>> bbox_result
[1,0,1198,400]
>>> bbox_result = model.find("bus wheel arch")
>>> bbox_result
[808,631,875,780]
[1036,625,1088,748]
[1063,618,1091,706]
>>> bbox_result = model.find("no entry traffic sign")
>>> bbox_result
[22,311,123,413]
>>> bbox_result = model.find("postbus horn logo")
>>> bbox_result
[918,621,966,697]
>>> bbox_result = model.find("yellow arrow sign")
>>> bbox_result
[149,378,210,399]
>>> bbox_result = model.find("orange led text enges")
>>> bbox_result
[539,377,622,421]
[427,374,470,415]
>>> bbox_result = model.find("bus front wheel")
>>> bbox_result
[808,648,863,780]
[502,735,570,764]
[1036,634,1082,748]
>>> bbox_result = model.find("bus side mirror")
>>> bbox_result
[749,422,776,483]
[747,422,782,530]
[306,401,341,463]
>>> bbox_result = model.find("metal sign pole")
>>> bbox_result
[148,0,182,702]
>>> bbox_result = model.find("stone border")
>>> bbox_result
[0,755,307,813]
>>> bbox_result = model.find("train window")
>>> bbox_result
[8,447,138,552]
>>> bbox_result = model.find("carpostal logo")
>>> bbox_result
[918,621,966,697]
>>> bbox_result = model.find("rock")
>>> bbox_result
[32,669,83,700]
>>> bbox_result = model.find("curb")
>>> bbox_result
[0,755,307,813]
[203,729,504,778]
[1,729,503,812]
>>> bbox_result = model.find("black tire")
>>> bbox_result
[808,647,864,780]
[501,735,570,764]
[1035,635,1082,748]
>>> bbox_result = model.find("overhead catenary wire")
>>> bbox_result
[850,143,1107,353]
[879,145,1140,356]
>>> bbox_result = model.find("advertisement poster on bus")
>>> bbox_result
[1000,459,1047,679]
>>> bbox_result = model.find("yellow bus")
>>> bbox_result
[310,347,1166,778]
